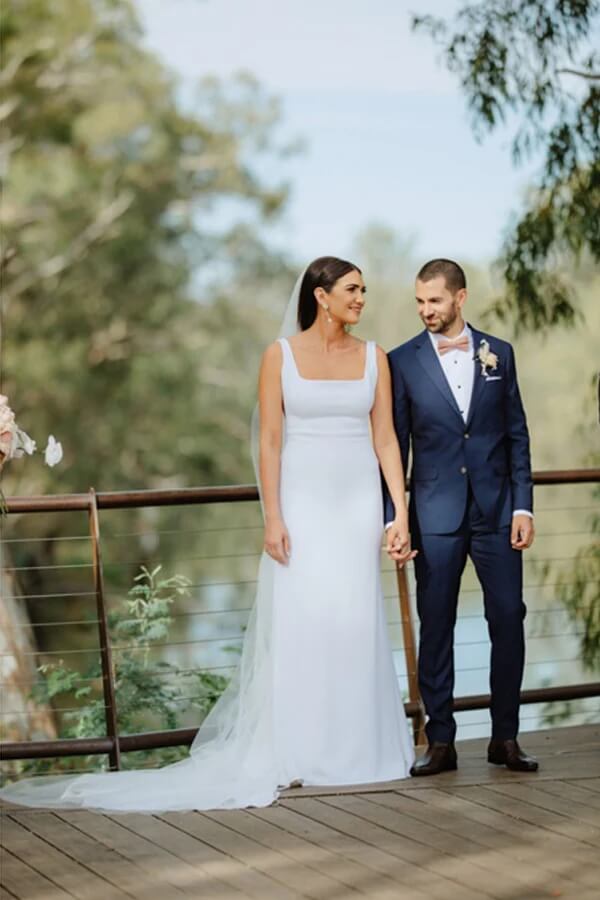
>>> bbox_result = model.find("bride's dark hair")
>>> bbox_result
[297,256,361,331]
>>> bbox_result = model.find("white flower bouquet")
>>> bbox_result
[0,394,63,515]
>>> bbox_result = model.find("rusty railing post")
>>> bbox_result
[88,487,121,770]
[395,562,427,746]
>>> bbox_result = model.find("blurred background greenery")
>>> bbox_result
[0,0,598,774]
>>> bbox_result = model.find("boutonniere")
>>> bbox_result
[475,339,499,377]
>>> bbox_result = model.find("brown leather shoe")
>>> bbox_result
[488,738,538,772]
[410,741,457,777]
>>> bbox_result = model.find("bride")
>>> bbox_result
[0,256,415,812]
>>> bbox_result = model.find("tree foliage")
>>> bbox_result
[1,0,292,499]
[558,510,600,671]
[413,0,600,332]
[0,0,296,669]
[12,565,229,777]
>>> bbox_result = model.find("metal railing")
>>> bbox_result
[1,468,599,767]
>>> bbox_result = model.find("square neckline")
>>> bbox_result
[282,337,371,383]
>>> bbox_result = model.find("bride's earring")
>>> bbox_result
[323,303,333,324]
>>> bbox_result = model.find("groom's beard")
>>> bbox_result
[421,303,462,334]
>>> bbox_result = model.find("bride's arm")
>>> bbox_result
[257,342,290,565]
[370,346,416,564]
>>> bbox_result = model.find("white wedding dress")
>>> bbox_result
[0,337,414,812]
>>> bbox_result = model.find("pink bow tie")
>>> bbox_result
[437,336,470,355]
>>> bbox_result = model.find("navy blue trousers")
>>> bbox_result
[413,490,526,744]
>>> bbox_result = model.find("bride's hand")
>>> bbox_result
[264,517,291,565]
[386,517,418,568]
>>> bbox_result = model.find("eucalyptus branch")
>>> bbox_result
[413,0,600,331]
[556,68,600,80]
[5,191,134,301]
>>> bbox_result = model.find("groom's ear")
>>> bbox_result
[455,287,467,309]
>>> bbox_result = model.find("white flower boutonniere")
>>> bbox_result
[476,339,499,377]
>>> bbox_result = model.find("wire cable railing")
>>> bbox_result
[0,468,598,772]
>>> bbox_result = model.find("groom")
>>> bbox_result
[384,258,538,775]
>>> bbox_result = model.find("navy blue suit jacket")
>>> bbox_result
[384,325,533,535]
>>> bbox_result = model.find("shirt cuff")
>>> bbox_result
[389,513,532,528]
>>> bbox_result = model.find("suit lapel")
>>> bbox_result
[415,331,464,423]
[465,324,486,428]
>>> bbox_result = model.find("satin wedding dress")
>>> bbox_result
[0,337,414,812]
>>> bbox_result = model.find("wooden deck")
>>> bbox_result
[1,723,599,900]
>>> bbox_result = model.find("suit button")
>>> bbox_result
[464,432,470,439]
[460,466,467,475]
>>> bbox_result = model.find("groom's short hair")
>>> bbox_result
[417,259,466,295]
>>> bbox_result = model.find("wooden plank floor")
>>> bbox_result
[2,723,599,900]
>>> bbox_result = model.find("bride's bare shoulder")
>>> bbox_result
[374,345,392,378]
[260,340,283,369]
[287,333,307,350]
[351,336,380,356]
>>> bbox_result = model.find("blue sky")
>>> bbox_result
[137,0,541,267]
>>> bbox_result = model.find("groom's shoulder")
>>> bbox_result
[387,333,422,365]
[471,326,514,358]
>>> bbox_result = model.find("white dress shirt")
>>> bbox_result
[428,325,474,423]
[385,324,532,527]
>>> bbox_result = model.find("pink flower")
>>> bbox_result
[0,398,16,461]
[0,395,61,512]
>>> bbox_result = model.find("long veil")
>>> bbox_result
[0,271,305,812]
[250,268,304,508]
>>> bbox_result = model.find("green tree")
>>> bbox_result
[413,0,599,332]
[0,0,295,665]
[0,565,229,779]
[1,0,290,498]
[558,496,600,670]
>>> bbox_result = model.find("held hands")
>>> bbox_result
[511,514,535,550]
[264,516,291,565]
[386,517,418,568]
